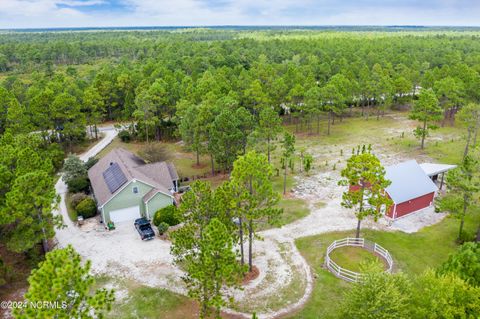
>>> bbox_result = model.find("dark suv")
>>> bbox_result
[134,218,155,240]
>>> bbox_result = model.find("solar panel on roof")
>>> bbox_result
[102,163,128,194]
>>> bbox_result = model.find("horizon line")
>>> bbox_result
[2,24,480,32]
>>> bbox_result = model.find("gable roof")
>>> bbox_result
[88,148,177,207]
[385,160,438,204]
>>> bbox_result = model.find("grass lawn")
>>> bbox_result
[329,246,385,273]
[274,198,309,228]
[65,192,77,222]
[391,124,465,164]
[289,210,479,319]
[107,285,196,319]
[102,279,241,319]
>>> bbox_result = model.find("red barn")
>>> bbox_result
[384,160,438,219]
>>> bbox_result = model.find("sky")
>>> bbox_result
[0,0,480,29]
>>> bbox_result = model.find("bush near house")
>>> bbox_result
[139,143,170,163]
[62,154,87,183]
[118,130,132,143]
[67,177,90,193]
[85,157,99,170]
[75,197,97,218]
[157,222,169,236]
[153,205,180,227]
[71,193,88,208]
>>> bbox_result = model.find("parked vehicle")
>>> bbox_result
[134,218,155,240]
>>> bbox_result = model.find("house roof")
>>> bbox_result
[88,148,177,207]
[419,163,457,177]
[385,160,438,204]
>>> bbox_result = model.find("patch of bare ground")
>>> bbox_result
[243,265,260,285]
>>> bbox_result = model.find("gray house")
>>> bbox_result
[88,148,178,224]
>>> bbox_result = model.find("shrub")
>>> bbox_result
[118,130,132,143]
[62,154,87,184]
[67,177,90,193]
[157,222,169,235]
[153,205,180,227]
[439,242,480,286]
[75,198,97,218]
[85,157,99,170]
[139,143,170,163]
[0,258,11,286]
[71,193,88,208]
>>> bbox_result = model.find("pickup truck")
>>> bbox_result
[134,218,155,240]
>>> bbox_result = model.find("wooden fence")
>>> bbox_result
[325,237,393,283]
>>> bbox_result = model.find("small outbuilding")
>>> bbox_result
[385,160,438,219]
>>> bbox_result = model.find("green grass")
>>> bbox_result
[391,124,465,164]
[329,246,385,273]
[275,198,310,228]
[65,192,77,222]
[289,210,479,319]
[107,284,194,319]
[272,172,295,194]
[100,278,242,319]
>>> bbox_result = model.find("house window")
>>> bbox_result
[132,186,139,194]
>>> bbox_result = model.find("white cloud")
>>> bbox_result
[0,0,478,28]
[60,0,107,6]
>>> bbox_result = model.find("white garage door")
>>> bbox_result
[109,206,141,223]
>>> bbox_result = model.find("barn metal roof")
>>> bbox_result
[419,163,457,177]
[385,160,438,204]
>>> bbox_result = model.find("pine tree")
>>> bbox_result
[14,246,114,319]
[338,147,393,238]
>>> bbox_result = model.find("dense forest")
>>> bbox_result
[1,28,480,318]
[1,29,479,164]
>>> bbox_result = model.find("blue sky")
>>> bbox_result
[0,0,479,29]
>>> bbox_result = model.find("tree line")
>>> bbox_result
[1,30,480,148]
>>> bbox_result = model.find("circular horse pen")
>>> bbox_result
[325,238,393,283]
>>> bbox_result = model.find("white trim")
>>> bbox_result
[135,179,174,199]
[144,190,171,204]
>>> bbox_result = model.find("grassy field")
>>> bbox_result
[100,278,242,319]
[391,125,465,164]
[107,284,197,319]
[289,210,479,319]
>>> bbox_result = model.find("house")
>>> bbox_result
[88,148,179,224]
[385,160,438,219]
